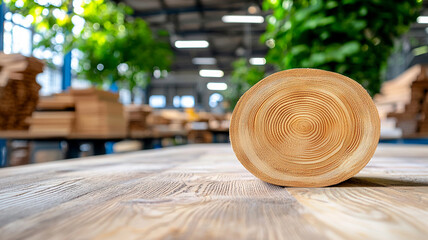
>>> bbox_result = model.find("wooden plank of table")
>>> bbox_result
[0,144,427,240]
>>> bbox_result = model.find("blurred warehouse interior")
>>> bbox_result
[1,0,428,166]
[3,0,428,108]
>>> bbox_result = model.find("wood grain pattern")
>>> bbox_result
[0,144,428,240]
[230,69,380,187]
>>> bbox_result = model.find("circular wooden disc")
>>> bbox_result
[230,69,380,187]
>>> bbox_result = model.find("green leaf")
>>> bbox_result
[263,0,422,96]
[6,0,174,92]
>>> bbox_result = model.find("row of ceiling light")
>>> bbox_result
[191,15,428,91]
[195,57,264,78]
[193,57,265,66]
[417,16,428,23]
[175,14,265,91]
[174,14,266,79]
[198,56,264,90]
[174,13,263,48]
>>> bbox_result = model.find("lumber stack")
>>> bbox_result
[28,112,75,136]
[230,69,380,187]
[70,88,127,137]
[185,112,230,143]
[187,130,213,143]
[208,113,231,131]
[158,110,188,131]
[385,65,428,137]
[125,104,152,132]
[145,112,171,126]
[0,53,44,130]
[27,92,75,136]
[146,110,188,133]
[185,111,212,143]
[128,109,189,139]
[37,92,75,110]
[374,65,424,120]
[28,89,128,137]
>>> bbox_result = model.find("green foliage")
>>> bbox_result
[262,0,421,96]
[5,0,75,53]
[76,0,173,89]
[4,0,173,90]
[225,58,265,110]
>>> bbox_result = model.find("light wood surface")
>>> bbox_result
[230,69,380,187]
[0,143,427,240]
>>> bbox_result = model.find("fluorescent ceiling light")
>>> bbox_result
[175,40,209,48]
[207,82,228,91]
[199,69,224,78]
[249,57,266,65]
[417,16,428,24]
[192,57,217,65]
[222,15,264,24]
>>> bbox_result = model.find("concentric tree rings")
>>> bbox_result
[230,69,380,187]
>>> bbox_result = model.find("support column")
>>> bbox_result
[62,52,72,90]
[0,3,5,51]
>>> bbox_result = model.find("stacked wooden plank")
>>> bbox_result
[27,89,127,137]
[374,65,421,120]
[383,65,428,137]
[185,111,212,143]
[187,130,213,143]
[205,112,231,131]
[146,110,188,133]
[0,53,44,130]
[70,88,127,137]
[26,92,75,136]
[124,104,152,132]
[37,92,75,110]
[157,110,188,131]
[28,112,75,136]
[129,109,191,139]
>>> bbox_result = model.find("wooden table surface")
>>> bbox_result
[1,144,428,240]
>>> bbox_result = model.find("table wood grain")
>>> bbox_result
[0,144,428,240]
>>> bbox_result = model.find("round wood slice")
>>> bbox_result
[230,68,380,187]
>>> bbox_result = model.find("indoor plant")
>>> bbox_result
[4,0,173,94]
[262,0,421,96]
